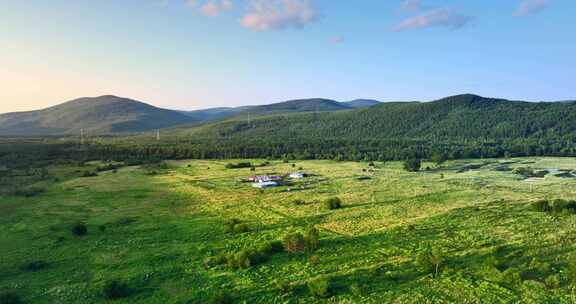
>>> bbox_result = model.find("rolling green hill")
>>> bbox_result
[0,95,196,136]
[180,94,576,141]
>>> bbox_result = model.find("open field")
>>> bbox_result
[2,157,576,303]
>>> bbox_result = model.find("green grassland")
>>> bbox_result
[2,157,576,303]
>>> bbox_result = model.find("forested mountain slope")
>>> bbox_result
[180,94,576,141]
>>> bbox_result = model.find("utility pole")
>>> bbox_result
[156,129,161,141]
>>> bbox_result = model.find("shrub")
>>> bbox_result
[273,279,292,294]
[11,186,46,198]
[257,240,283,255]
[283,232,306,253]
[532,200,550,212]
[532,199,576,214]
[307,276,331,298]
[498,268,522,287]
[308,254,320,265]
[545,274,561,289]
[293,199,306,206]
[566,255,576,285]
[233,223,249,234]
[404,159,421,172]
[209,291,234,304]
[304,226,320,252]
[415,247,443,278]
[349,283,363,297]
[324,197,342,210]
[225,162,252,169]
[203,253,228,269]
[0,291,21,304]
[103,280,130,299]
[72,222,88,236]
[234,249,254,269]
[513,167,534,177]
[224,218,249,234]
[82,171,98,177]
[550,199,576,214]
[20,260,48,272]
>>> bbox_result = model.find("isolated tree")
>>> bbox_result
[404,158,422,172]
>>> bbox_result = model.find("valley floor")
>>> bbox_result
[2,157,576,303]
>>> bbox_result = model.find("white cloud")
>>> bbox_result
[399,0,423,12]
[186,0,198,7]
[240,0,317,31]
[330,36,344,44]
[394,7,471,31]
[514,0,548,16]
[188,0,234,17]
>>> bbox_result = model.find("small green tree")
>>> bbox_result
[404,159,421,172]
[304,226,320,252]
[415,247,443,278]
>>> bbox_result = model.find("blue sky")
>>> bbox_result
[0,0,574,112]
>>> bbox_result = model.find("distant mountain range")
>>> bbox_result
[0,96,380,135]
[1,94,574,138]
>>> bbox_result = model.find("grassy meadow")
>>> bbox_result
[2,157,576,303]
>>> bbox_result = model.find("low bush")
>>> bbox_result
[415,247,443,278]
[304,226,320,252]
[404,158,421,172]
[498,268,523,287]
[273,279,292,294]
[0,291,21,304]
[224,218,249,234]
[307,276,332,298]
[225,162,252,169]
[103,280,131,300]
[20,260,48,272]
[283,232,306,253]
[10,187,46,198]
[233,223,249,234]
[565,255,576,285]
[257,240,283,255]
[308,254,320,265]
[82,171,98,177]
[205,240,282,270]
[71,222,88,236]
[532,200,550,212]
[293,199,306,206]
[324,197,342,210]
[203,253,228,269]
[349,283,364,297]
[532,199,576,214]
[545,274,561,289]
[208,291,234,304]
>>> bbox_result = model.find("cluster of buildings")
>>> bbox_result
[249,172,306,188]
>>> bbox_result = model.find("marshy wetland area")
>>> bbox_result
[2,157,576,303]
